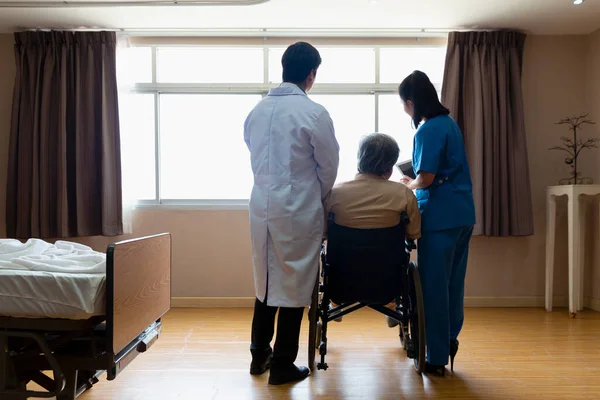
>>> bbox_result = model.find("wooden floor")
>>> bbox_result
[77,308,600,400]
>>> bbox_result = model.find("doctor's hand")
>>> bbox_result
[400,176,413,186]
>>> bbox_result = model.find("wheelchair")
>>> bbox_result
[308,211,426,374]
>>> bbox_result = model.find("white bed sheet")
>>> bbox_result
[0,239,107,320]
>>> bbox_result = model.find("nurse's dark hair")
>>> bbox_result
[357,133,400,177]
[281,42,322,84]
[399,70,450,129]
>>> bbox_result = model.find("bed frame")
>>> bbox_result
[0,233,172,400]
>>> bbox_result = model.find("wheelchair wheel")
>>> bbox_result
[308,272,319,372]
[409,261,426,374]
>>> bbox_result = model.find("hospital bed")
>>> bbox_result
[308,212,426,374]
[0,233,171,399]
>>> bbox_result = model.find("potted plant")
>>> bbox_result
[549,114,598,185]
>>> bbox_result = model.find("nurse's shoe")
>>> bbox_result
[268,364,310,385]
[424,362,446,376]
[450,339,459,372]
[386,316,399,328]
[249,348,272,375]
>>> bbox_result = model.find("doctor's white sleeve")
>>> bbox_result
[243,112,252,150]
[311,111,340,201]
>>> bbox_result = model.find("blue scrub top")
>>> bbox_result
[412,115,476,232]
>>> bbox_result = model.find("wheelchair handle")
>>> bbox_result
[400,211,410,226]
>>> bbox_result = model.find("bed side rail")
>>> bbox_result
[106,233,172,357]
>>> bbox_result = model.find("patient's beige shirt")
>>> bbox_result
[325,174,421,240]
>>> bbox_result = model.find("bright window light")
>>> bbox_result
[118,42,447,204]
[157,47,264,83]
[380,47,446,84]
[117,46,152,84]
[378,94,416,180]
[119,93,156,200]
[159,94,260,200]
[310,95,375,184]
[269,47,376,84]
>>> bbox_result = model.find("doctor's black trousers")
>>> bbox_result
[250,298,305,368]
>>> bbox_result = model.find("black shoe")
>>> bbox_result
[250,348,272,375]
[268,364,310,385]
[424,362,446,376]
[450,339,459,372]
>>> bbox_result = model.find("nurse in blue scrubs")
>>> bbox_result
[397,70,475,376]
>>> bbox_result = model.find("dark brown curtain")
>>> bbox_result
[6,31,123,238]
[441,31,534,237]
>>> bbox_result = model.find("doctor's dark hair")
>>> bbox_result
[357,133,400,177]
[399,70,450,129]
[281,42,322,84]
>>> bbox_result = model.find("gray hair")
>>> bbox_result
[357,133,400,176]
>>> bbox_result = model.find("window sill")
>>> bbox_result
[133,200,249,211]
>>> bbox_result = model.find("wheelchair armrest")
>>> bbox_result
[405,239,416,252]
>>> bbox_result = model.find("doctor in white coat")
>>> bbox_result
[244,42,339,385]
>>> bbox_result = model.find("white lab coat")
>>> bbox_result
[244,83,339,307]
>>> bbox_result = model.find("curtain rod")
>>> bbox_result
[121,27,510,37]
[0,0,268,7]
[24,28,122,31]
[18,27,513,37]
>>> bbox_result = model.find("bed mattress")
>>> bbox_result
[0,239,106,320]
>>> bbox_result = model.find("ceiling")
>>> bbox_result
[0,0,599,35]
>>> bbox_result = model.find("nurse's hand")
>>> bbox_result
[400,176,413,186]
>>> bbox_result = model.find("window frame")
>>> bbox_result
[126,41,445,209]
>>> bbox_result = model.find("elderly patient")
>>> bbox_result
[324,133,421,326]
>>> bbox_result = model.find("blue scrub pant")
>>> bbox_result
[418,225,473,366]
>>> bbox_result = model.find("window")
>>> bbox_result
[378,94,415,162]
[119,43,446,206]
[268,47,376,84]
[117,46,152,84]
[119,93,156,200]
[378,94,416,182]
[310,95,375,183]
[379,47,446,85]
[159,94,260,199]
[157,47,264,83]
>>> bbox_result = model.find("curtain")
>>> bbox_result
[6,31,123,238]
[441,31,534,237]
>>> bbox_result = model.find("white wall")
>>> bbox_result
[586,29,600,305]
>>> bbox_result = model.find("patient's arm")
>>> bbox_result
[322,188,340,240]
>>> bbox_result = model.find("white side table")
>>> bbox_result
[545,185,600,316]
